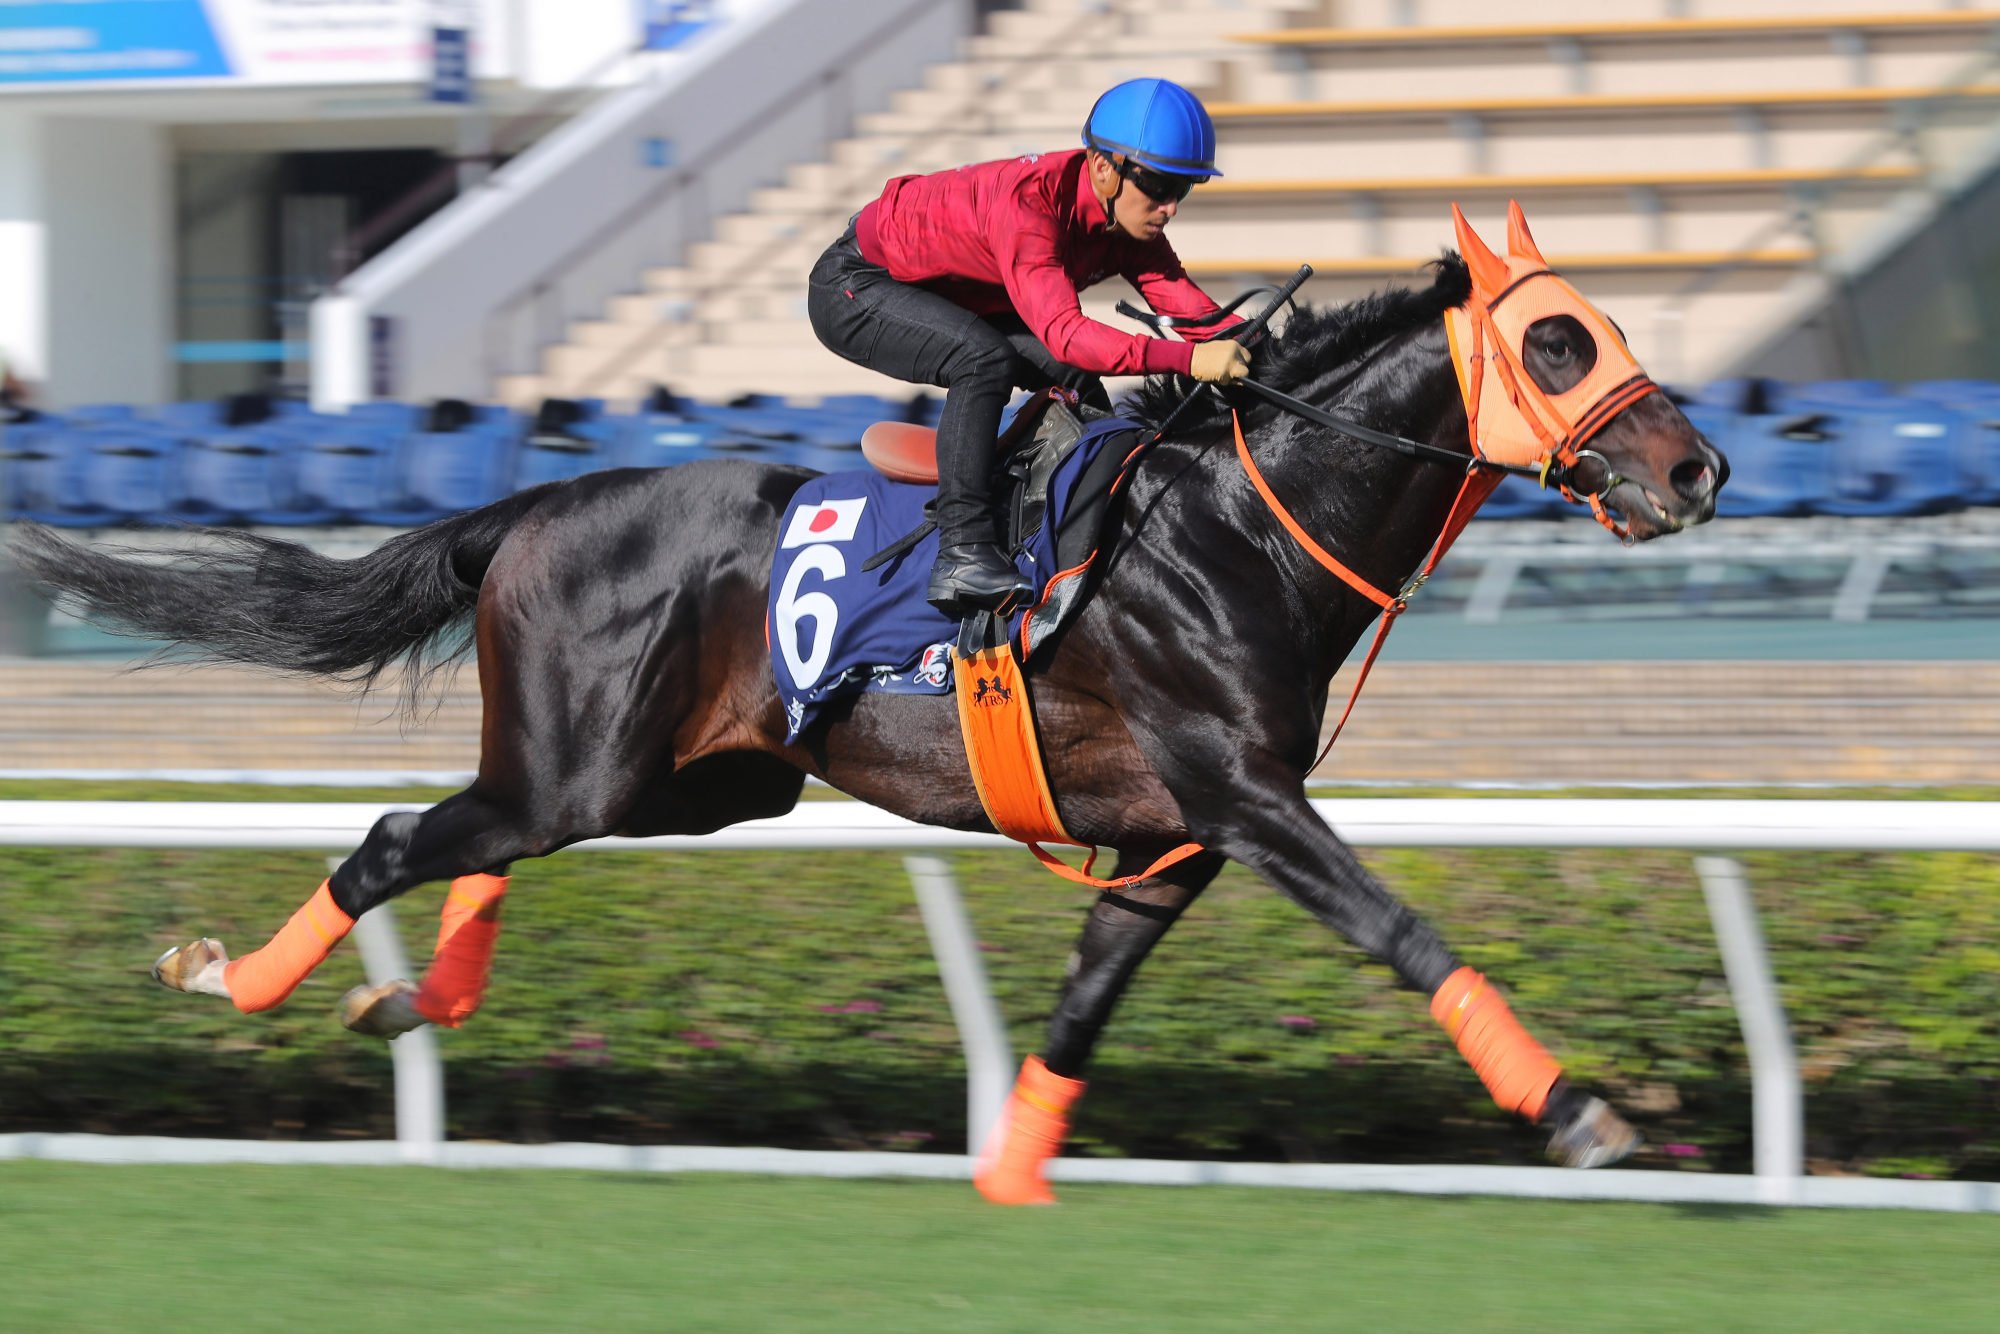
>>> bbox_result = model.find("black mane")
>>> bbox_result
[1121,255,1471,432]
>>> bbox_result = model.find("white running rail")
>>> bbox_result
[3,798,1996,1213]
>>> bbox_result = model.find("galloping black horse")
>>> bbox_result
[14,237,1725,1202]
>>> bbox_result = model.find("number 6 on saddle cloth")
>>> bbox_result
[766,389,1169,883]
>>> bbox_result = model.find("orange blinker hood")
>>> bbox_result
[1442,202,1660,525]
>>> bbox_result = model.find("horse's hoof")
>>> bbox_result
[1547,1095,1643,1169]
[340,979,428,1039]
[150,939,232,998]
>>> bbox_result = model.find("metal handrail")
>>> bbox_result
[1650,42,2000,384]
[477,0,972,395]
[329,38,652,284]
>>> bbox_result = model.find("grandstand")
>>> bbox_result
[479,0,2000,404]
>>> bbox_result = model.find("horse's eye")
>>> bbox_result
[1545,337,1574,362]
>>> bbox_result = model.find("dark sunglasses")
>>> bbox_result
[1117,159,1198,205]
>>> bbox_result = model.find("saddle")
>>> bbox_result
[860,388,1134,659]
[859,391,1199,889]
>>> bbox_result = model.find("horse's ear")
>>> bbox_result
[1505,199,1549,268]
[1452,203,1509,298]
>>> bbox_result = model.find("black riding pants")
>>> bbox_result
[807,229,1110,546]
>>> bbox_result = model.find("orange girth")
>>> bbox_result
[1443,201,1662,538]
[954,642,1201,889]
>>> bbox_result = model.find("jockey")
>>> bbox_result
[808,77,1251,615]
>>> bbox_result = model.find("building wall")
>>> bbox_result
[40,117,174,407]
[0,112,49,388]
[0,115,173,408]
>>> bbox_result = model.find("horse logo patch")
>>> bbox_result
[971,676,1014,707]
[912,641,952,688]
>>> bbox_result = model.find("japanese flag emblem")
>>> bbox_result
[782,496,868,548]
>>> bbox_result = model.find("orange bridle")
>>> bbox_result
[1442,201,1661,539]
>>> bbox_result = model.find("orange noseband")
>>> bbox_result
[1443,201,1660,537]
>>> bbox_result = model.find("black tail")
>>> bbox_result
[9,484,560,708]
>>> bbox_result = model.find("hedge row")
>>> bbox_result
[1,783,1996,1179]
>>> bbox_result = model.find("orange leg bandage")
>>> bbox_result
[413,873,508,1028]
[1430,966,1563,1123]
[974,1055,1085,1206]
[222,881,355,1014]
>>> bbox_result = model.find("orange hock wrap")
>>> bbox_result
[974,1055,1085,1206]
[222,881,354,1014]
[1430,966,1563,1122]
[413,873,508,1028]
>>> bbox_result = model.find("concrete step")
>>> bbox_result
[477,0,1966,419]
[968,0,1326,60]
[583,356,914,408]
[1237,33,1970,104]
[810,115,1911,179]
[1163,195,1882,260]
[1316,0,1989,27]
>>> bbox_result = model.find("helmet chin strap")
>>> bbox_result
[1093,151,1126,229]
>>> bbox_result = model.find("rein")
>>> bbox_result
[1230,408,1499,775]
[1171,236,1656,774]
[1113,214,1659,805]
[1234,377,1540,479]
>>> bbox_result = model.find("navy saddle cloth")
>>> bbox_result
[768,411,1144,741]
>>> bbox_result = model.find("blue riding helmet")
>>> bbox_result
[1081,78,1221,179]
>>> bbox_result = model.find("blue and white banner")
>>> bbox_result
[0,0,510,89]
[0,2,230,84]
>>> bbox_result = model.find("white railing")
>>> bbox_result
[3,798,1997,1214]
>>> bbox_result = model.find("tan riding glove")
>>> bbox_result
[1188,339,1252,385]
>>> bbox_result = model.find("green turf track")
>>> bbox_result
[3,1165,1996,1332]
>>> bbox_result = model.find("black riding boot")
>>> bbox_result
[928,538,1030,615]
[926,416,1032,615]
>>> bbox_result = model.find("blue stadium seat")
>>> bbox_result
[1907,382,2000,505]
[1711,413,1834,517]
[64,403,139,425]
[1678,402,1733,441]
[1,417,115,526]
[176,422,262,524]
[344,401,422,429]
[152,401,223,432]
[181,422,338,525]
[295,420,423,524]
[1906,380,2000,410]
[515,399,623,491]
[700,403,808,462]
[1687,378,1787,415]
[788,408,871,451]
[404,422,518,515]
[1954,419,2000,507]
[816,393,900,419]
[1791,379,1896,408]
[1809,402,1962,517]
[613,413,722,468]
[79,425,187,524]
[515,428,606,490]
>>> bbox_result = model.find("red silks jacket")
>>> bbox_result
[854,149,1238,378]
